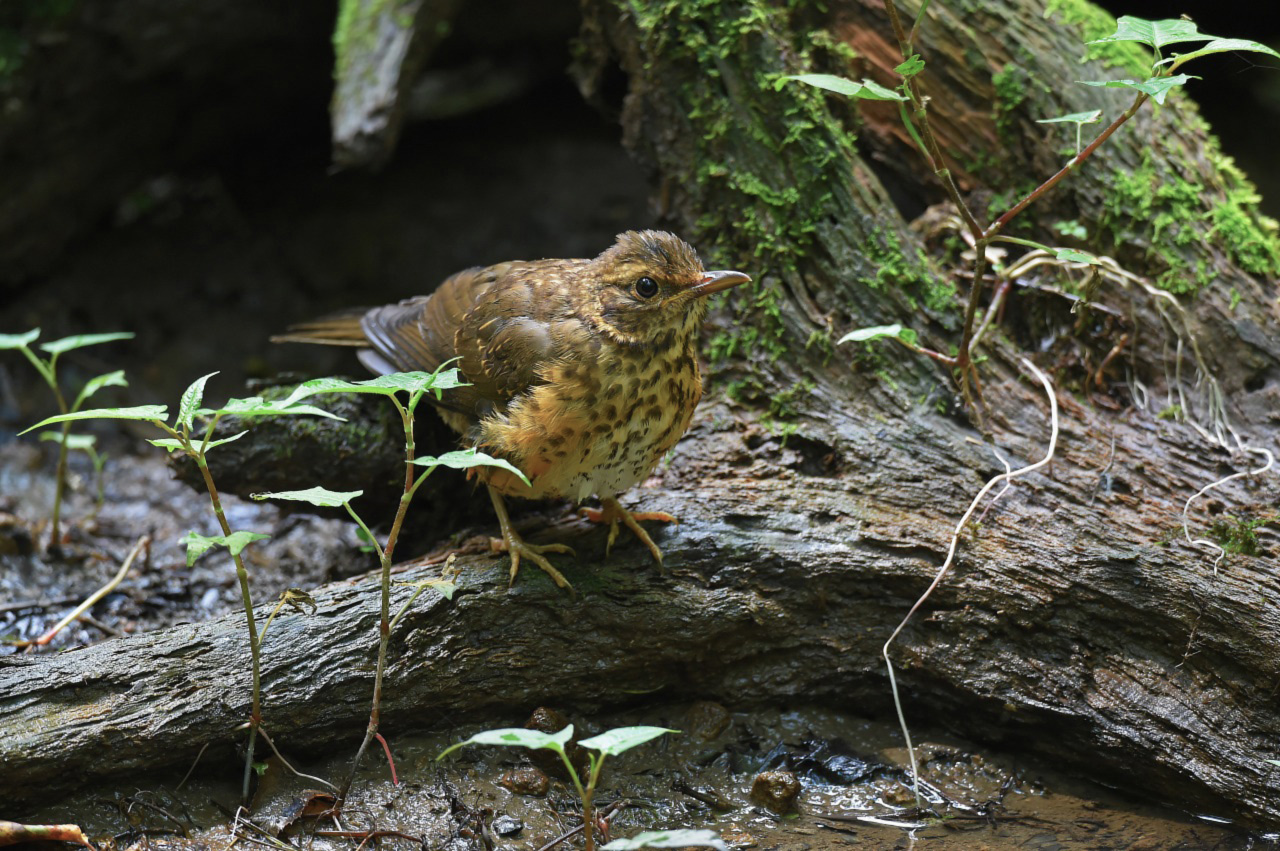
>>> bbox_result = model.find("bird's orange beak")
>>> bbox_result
[690,270,752,297]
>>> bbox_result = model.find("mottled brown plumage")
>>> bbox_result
[276,231,750,588]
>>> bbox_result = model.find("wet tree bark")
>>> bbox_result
[4,0,1280,831]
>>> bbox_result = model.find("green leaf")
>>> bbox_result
[837,324,910,345]
[20,405,170,435]
[783,74,907,101]
[0,328,40,349]
[182,530,270,566]
[396,577,457,601]
[39,431,97,450]
[280,370,467,406]
[894,55,924,78]
[196,396,346,421]
[578,726,677,757]
[603,831,729,851]
[156,431,248,455]
[411,448,531,486]
[1078,74,1196,105]
[178,372,218,430]
[251,486,363,507]
[1161,38,1280,70]
[75,370,129,409]
[204,430,249,451]
[1267,759,1280,767]
[437,725,574,761]
[39,331,134,356]
[1055,248,1102,265]
[1087,16,1211,50]
[1053,220,1088,240]
[1036,109,1102,125]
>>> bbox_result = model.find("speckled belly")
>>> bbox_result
[476,353,701,502]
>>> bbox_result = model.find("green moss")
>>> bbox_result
[1209,513,1277,557]
[1100,138,1280,294]
[768,379,816,420]
[1043,0,1151,75]
[991,65,1028,138]
[626,0,932,363]
[333,0,418,81]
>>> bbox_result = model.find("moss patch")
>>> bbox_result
[1043,0,1151,75]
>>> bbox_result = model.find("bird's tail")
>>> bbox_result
[270,310,368,347]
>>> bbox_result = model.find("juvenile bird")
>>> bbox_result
[275,231,750,588]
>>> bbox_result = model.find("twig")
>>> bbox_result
[16,535,148,649]
[258,727,339,793]
[882,358,1059,808]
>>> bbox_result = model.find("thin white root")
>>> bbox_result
[1182,447,1276,574]
[883,358,1059,809]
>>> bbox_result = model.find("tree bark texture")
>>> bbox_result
[4,0,1280,831]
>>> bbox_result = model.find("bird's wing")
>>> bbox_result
[450,260,589,411]
[361,261,588,422]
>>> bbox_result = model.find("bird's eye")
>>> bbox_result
[634,276,659,299]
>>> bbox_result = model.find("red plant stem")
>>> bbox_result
[988,92,1148,237]
[375,733,399,786]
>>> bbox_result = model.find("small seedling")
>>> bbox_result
[22,371,338,803]
[1,328,133,546]
[439,725,677,851]
[262,367,528,802]
[38,432,109,522]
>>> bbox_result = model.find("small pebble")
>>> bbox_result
[749,770,801,813]
[684,701,731,740]
[491,815,523,837]
[498,767,549,797]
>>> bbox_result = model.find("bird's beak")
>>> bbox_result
[690,269,752,297]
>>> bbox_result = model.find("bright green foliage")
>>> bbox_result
[438,725,575,761]
[411,448,531,486]
[1159,38,1280,70]
[578,726,678,757]
[838,324,912,345]
[0,329,40,349]
[179,372,218,430]
[40,332,134,356]
[1054,248,1100,265]
[21,405,170,432]
[1089,16,1210,50]
[895,55,925,78]
[1078,74,1195,106]
[1043,0,1151,74]
[183,530,271,566]
[252,487,364,508]
[604,831,728,851]
[280,368,464,407]
[782,74,905,101]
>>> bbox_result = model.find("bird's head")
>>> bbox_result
[584,230,751,349]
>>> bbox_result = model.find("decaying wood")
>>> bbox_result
[4,368,1280,824]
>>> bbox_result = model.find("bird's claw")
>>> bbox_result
[581,497,675,566]
[490,536,575,590]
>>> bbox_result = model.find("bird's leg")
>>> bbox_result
[487,486,575,590]
[580,496,675,566]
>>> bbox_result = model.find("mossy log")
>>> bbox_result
[3,0,1280,831]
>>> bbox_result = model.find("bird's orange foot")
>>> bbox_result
[581,496,676,566]
[489,534,575,590]
[487,486,575,591]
